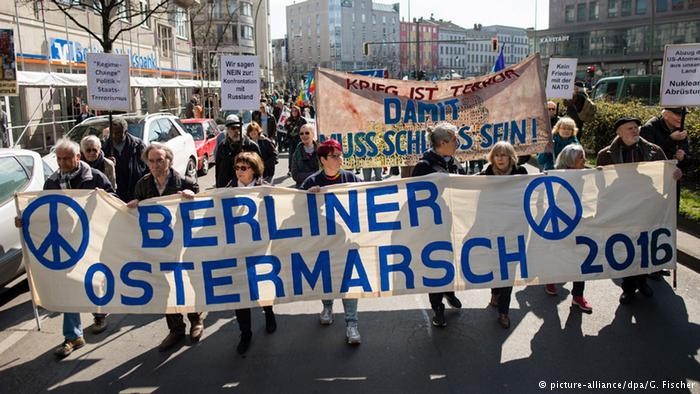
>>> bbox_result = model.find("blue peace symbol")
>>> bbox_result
[22,194,90,270]
[523,176,582,241]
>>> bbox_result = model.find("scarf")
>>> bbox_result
[491,163,514,176]
[59,164,82,190]
[84,151,105,172]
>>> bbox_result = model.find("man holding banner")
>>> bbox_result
[597,117,682,305]
[127,142,204,351]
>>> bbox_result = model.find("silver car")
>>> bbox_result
[0,149,54,286]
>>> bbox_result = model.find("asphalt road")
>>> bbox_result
[1,155,698,394]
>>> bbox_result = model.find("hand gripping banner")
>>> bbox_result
[315,55,551,168]
[16,161,676,314]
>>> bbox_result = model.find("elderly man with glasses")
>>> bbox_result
[215,114,261,188]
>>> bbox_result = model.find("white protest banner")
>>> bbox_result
[221,55,260,111]
[315,55,550,168]
[16,161,676,314]
[660,43,700,106]
[87,53,130,112]
[546,58,578,99]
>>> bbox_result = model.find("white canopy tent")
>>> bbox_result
[17,71,220,88]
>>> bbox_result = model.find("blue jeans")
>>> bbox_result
[63,313,106,340]
[322,299,358,323]
[362,167,383,182]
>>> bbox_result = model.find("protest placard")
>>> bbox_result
[545,58,578,99]
[86,53,130,112]
[220,55,260,111]
[0,29,18,96]
[660,43,700,106]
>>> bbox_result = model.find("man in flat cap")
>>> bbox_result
[597,117,682,304]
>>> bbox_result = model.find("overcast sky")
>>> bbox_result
[269,0,550,39]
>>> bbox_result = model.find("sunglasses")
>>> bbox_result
[548,108,556,111]
[235,165,251,171]
[326,154,342,159]
[84,148,99,153]
[300,132,311,135]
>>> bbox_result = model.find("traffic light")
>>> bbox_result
[491,37,498,52]
[363,42,369,56]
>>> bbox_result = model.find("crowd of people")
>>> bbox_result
[17,92,690,360]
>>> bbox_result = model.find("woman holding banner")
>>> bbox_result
[227,151,277,355]
[300,139,363,345]
[542,144,593,312]
[479,141,528,329]
[411,122,464,328]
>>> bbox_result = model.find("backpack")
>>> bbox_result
[578,97,597,122]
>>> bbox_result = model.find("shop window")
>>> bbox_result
[636,0,648,13]
[566,5,575,21]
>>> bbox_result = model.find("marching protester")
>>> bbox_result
[126,142,205,351]
[564,81,590,132]
[228,152,277,354]
[301,139,363,345]
[542,144,593,312]
[193,96,204,118]
[102,118,147,202]
[246,122,278,183]
[215,114,261,188]
[285,105,307,174]
[80,135,116,190]
[290,123,319,188]
[640,107,691,279]
[272,98,285,122]
[537,116,581,171]
[547,100,560,128]
[411,122,464,328]
[597,117,682,304]
[15,138,113,358]
[252,99,278,142]
[479,141,528,329]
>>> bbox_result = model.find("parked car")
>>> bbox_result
[45,113,198,180]
[591,75,661,105]
[180,118,221,175]
[0,149,54,286]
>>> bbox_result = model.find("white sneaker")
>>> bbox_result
[346,322,361,345]
[320,306,333,325]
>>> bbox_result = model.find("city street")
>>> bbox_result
[1,156,699,394]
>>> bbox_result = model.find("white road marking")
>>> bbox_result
[315,377,367,382]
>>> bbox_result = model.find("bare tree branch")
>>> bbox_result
[48,0,105,48]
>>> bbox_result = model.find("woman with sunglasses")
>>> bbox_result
[300,139,363,345]
[228,151,277,354]
[290,124,320,188]
[80,134,116,190]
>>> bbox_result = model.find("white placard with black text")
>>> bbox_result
[220,55,260,111]
[545,58,578,99]
[660,43,700,106]
[86,53,130,112]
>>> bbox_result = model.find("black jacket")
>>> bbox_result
[411,149,464,176]
[256,137,278,179]
[102,132,147,202]
[596,136,666,166]
[640,116,690,169]
[252,111,278,140]
[134,168,199,200]
[478,164,529,176]
[215,135,261,188]
[44,161,115,192]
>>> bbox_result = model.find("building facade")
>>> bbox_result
[533,0,700,77]
[0,0,196,151]
[191,0,272,88]
[271,38,288,90]
[286,0,400,84]
[399,18,438,79]
[464,25,529,77]
[435,19,467,79]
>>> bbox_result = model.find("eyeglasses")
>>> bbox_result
[548,107,557,111]
[326,154,343,159]
[84,148,99,153]
[235,165,251,171]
